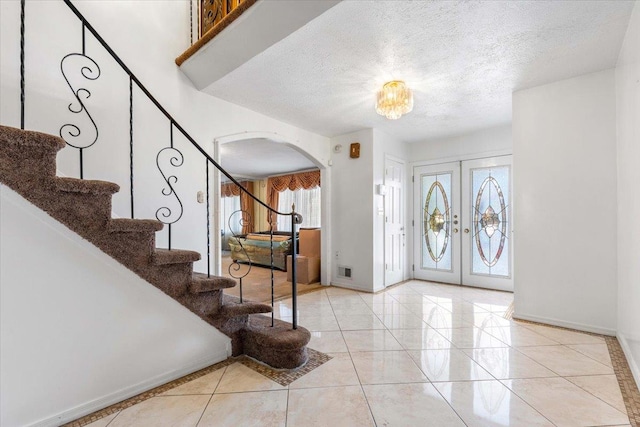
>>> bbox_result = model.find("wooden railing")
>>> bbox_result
[176,0,258,66]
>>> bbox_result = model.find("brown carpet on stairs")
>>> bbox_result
[0,125,310,372]
[220,253,324,303]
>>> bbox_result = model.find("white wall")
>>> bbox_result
[409,124,512,163]
[0,0,330,275]
[616,0,640,384]
[330,129,375,291]
[513,69,618,334]
[0,186,230,427]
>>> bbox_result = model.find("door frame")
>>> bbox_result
[410,150,512,286]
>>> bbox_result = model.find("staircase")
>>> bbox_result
[0,125,310,370]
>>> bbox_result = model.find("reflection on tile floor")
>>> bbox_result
[85,280,632,427]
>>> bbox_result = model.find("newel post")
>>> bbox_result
[290,204,301,330]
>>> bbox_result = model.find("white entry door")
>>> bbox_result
[461,156,513,291]
[413,156,513,291]
[413,162,461,285]
[384,157,405,287]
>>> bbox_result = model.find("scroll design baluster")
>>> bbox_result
[59,51,100,179]
[227,209,253,303]
[155,146,184,250]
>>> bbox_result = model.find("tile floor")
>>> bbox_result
[87,280,631,427]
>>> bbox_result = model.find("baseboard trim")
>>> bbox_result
[28,350,228,427]
[617,333,640,387]
[513,311,616,336]
[330,280,372,293]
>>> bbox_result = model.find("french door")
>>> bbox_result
[413,156,513,291]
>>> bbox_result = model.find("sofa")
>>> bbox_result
[228,231,296,271]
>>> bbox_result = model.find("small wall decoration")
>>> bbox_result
[350,142,360,159]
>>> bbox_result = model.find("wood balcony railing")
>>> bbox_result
[176,0,258,66]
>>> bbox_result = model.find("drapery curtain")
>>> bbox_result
[220,181,254,234]
[267,170,321,228]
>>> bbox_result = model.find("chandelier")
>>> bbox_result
[375,80,414,120]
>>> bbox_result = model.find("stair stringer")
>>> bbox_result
[0,184,230,427]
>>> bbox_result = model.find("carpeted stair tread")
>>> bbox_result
[152,248,201,265]
[55,177,120,195]
[246,315,311,350]
[215,294,272,317]
[108,218,164,233]
[190,272,236,293]
[0,125,66,151]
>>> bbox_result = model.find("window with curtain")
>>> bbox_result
[277,186,321,231]
[220,195,241,250]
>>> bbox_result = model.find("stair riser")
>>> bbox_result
[181,291,223,317]
[0,144,58,185]
[243,340,309,370]
[95,232,156,268]
[142,263,193,297]
[49,192,113,233]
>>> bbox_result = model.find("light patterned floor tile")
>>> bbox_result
[307,331,348,353]
[198,390,287,427]
[350,350,428,384]
[568,343,613,367]
[335,313,386,330]
[363,383,465,426]
[84,412,119,427]
[485,325,559,347]
[215,363,286,393]
[342,329,403,352]
[289,353,360,389]
[282,315,340,332]
[389,327,452,350]
[437,327,509,349]
[518,345,614,376]
[502,377,629,426]
[407,348,494,382]
[162,368,225,396]
[108,395,210,427]
[287,386,375,427]
[523,324,605,345]
[463,347,557,379]
[434,380,554,427]
[566,374,627,414]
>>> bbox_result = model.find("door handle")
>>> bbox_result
[464,228,470,233]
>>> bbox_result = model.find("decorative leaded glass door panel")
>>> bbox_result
[413,162,461,285]
[461,156,513,291]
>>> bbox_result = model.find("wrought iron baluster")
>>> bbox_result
[155,125,184,250]
[20,0,25,130]
[290,206,300,330]
[227,209,253,303]
[269,214,275,326]
[59,21,101,179]
[129,76,134,219]
[206,161,211,277]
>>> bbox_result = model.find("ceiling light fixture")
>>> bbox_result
[375,80,413,120]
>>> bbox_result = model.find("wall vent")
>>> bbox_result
[337,266,352,279]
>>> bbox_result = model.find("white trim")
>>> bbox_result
[330,280,377,293]
[513,311,616,336]
[617,333,640,388]
[27,350,229,427]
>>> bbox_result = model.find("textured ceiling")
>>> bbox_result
[219,138,317,179]
[204,0,634,143]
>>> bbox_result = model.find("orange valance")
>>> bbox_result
[267,170,320,226]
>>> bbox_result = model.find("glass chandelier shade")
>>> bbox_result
[375,80,414,120]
